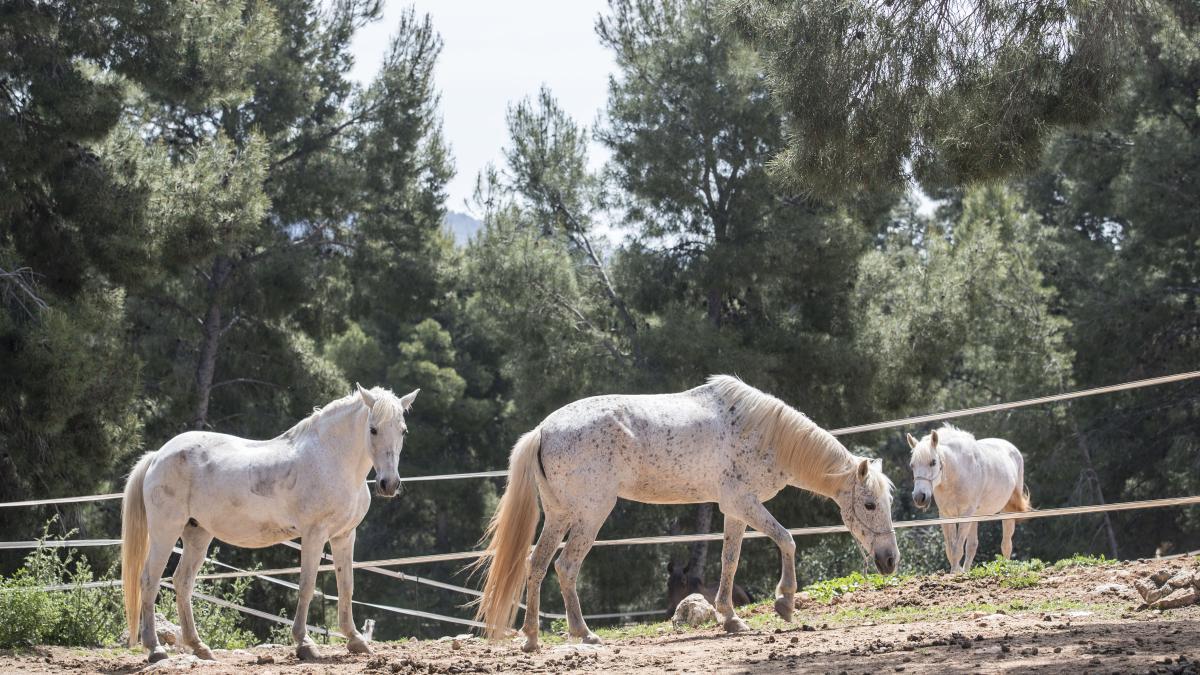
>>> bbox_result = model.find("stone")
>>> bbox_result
[1090,583,1130,597]
[1166,571,1197,589]
[1150,569,1173,585]
[118,612,181,650]
[672,593,717,627]
[1134,577,1166,603]
[1151,586,1198,610]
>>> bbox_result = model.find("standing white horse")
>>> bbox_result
[473,376,898,652]
[907,425,1032,573]
[122,385,418,663]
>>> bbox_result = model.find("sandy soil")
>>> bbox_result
[3,558,1198,674]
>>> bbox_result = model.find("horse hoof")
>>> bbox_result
[193,644,216,661]
[723,617,750,633]
[347,638,372,655]
[581,633,602,645]
[774,595,794,621]
[147,648,169,663]
[297,643,321,661]
[521,638,538,653]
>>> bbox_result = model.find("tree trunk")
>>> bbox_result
[1073,422,1119,559]
[191,256,232,430]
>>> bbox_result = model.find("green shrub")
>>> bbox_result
[0,527,123,648]
[1049,554,1113,570]
[0,525,257,649]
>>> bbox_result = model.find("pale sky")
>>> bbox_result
[350,1,616,214]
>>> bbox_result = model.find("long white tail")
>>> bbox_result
[470,428,543,638]
[122,453,153,647]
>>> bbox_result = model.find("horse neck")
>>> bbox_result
[773,420,854,500]
[307,402,373,482]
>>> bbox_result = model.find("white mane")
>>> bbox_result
[280,386,407,441]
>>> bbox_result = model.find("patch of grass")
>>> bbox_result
[965,556,1045,588]
[1049,554,1115,570]
[803,571,910,603]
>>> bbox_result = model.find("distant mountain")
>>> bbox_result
[444,211,483,246]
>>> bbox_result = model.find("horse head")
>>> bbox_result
[356,384,419,497]
[836,458,898,575]
[907,430,944,509]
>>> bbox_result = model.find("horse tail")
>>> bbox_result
[470,427,543,639]
[1006,483,1034,523]
[122,453,154,647]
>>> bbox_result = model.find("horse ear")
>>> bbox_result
[857,458,870,483]
[356,383,376,409]
[906,433,918,449]
[930,430,939,449]
[399,388,420,411]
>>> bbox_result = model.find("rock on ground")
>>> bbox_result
[671,592,717,627]
[118,612,181,650]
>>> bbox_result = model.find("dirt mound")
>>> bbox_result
[2,557,1198,674]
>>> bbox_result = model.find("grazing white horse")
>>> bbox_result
[121,385,418,663]
[907,425,1032,573]
[473,376,898,652]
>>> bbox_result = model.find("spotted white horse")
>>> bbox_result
[122,385,418,663]
[473,376,898,652]
[907,425,1032,573]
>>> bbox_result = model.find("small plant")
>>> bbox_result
[1049,554,1113,570]
[802,571,907,604]
[965,556,1045,588]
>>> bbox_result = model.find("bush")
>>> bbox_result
[0,525,257,649]
[0,526,123,648]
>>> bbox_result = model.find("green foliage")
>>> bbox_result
[965,557,1045,588]
[803,571,908,604]
[728,0,1141,196]
[0,528,123,648]
[1049,554,1115,571]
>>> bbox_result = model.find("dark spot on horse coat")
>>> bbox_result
[188,517,199,527]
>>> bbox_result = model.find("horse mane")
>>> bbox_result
[279,386,406,442]
[705,375,891,500]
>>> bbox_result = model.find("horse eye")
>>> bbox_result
[370,427,378,436]
[865,502,877,511]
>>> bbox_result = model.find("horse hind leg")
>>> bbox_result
[139,522,185,662]
[175,524,215,660]
[1001,518,1016,559]
[520,512,569,653]
[554,502,614,645]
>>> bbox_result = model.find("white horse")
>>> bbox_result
[473,376,898,652]
[121,385,418,663]
[907,425,1032,573]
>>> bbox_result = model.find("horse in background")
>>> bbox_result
[472,375,897,652]
[122,385,418,663]
[666,560,753,617]
[908,425,1032,573]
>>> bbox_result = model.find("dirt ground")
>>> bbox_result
[3,558,1199,674]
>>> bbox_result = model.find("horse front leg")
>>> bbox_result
[329,530,370,655]
[961,521,980,571]
[722,494,796,624]
[713,513,749,632]
[941,523,961,573]
[294,532,327,661]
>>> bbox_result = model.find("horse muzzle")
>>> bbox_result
[912,489,931,510]
[874,548,898,575]
[376,477,400,497]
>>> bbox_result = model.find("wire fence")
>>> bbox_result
[2,370,1198,631]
